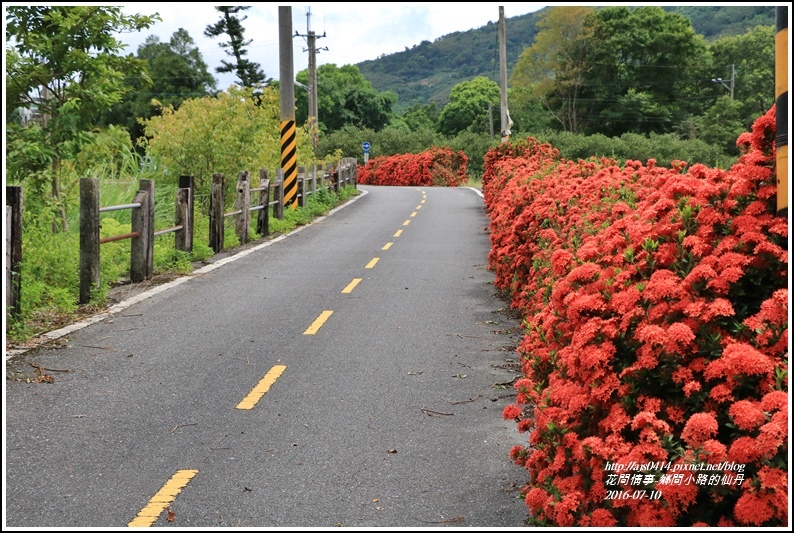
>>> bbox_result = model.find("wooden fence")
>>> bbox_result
[4,159,358,314]
[6,186,23,317]
[208,158,358,253]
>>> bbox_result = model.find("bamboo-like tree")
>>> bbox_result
[204,6,269,88]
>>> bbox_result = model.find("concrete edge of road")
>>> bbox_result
[5,186,485,360]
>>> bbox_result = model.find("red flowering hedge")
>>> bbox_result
[356,146,468,186]
[484,107,788,527]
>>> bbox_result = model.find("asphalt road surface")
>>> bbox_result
[4,185,530,529]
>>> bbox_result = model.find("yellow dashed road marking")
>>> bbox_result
[410,211,417,217]
[342,278,362,293]
[403,220,411,226]
[236,365,287,410]
[365,258,380,269]
[128,469,198,527]
[382,242,393,250]
[394,230,403,237]
[304,310,334,334]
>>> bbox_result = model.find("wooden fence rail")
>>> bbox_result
[79,178,193,304]
[8,158,357,311]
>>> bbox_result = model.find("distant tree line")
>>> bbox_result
[6,4,776,207]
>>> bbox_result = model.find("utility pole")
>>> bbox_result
[295,7,326,151]
[279,6,297,210]
[711,64,735,102]
[775,7,788,219]
[498,6,512,143]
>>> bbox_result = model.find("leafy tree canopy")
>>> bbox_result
[707,25,775,123]
[437,76,500,136]
[579,6,711,136]
[5,5,160,227]
[510,6,594,133]
[101,28,217,144]
[311,63,395,133]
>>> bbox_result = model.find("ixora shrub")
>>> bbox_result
[356,146,468,186]
[484,107,787,527]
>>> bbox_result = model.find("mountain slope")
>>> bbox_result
[356,6,775,112]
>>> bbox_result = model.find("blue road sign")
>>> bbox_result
[362,141,370,152]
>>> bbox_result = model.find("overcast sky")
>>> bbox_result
[115,3,547,90]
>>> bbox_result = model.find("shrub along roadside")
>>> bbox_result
[356,147,468,187]
[484,107,787,526]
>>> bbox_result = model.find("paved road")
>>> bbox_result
[4,185,529,528]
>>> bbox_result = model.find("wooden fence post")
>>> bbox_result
[179,175,195,252]
[236,171,250,244]
[210,173,225,253]
[274,168,285,220]
[6,185,23,317]
[325,162,333,193]
[175,188,190,252]
[310,164,317,195]
[335,160,341,193]
[138,179,155,278]
[79,178,100,304]
[258,169,270,236]
[297,166,305,208]
[130,190,149,283]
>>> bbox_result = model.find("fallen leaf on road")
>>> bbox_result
[166,507,175,522]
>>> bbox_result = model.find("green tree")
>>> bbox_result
[707,25,775,128]
[5,5,160,229]
[694,95,747,155]
[311,63,395,133]
[101,28,216,144]
[580,6,711,136]
[204,6,268,88]
[437,76,500,136]
[400,103,440,132]
[510,6,594,133]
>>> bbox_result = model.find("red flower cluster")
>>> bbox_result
[486,107,788,526]
[356,146,468,187]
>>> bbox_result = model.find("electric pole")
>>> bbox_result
[711,64,735,102]
[775,6,788,219]
[498,6,512,143]
[295,7,327,151]
[279,6,297,210]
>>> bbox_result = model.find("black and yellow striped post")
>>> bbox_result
[281,120,298,210]
[279,6,298,210]
[775,6,788,219]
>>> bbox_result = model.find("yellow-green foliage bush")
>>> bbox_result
[139,85,315,193]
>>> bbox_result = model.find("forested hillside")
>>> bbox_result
[357,6,776,112]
